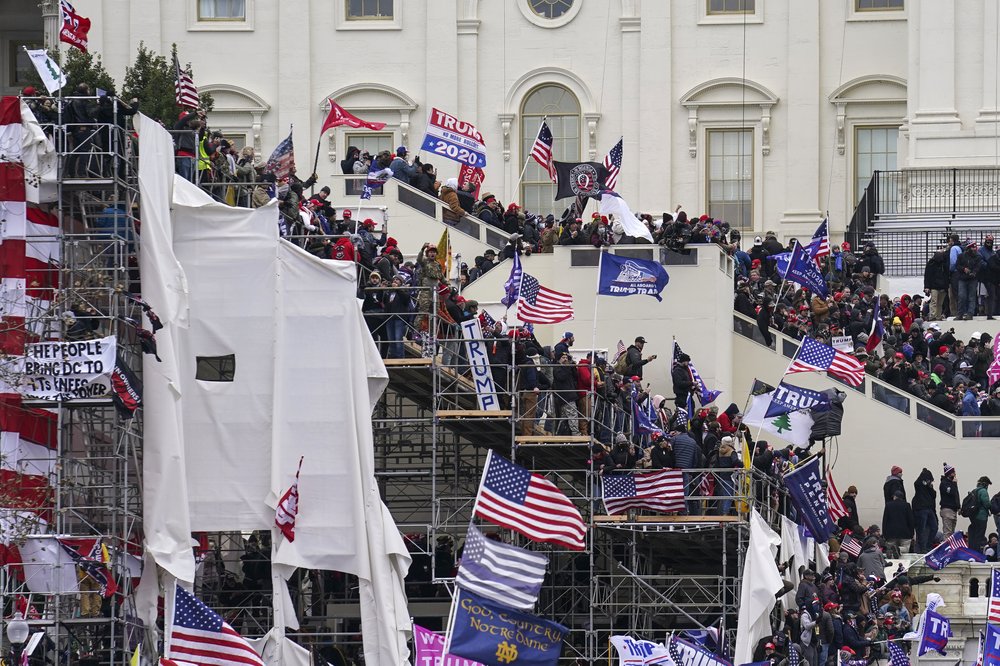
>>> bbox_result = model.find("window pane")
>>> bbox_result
[854,125,899,203]
[347,0,392,18]
[521,85,580,218]
[706,129,753,229]
[708,0,754,14]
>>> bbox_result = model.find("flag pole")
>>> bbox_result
[512,116,547,203]
[589,251,604,452]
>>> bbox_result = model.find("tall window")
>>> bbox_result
[855,0,903,10]
[707,0,755,14]
[345,132,393,161]
[346,0,393,19]
[855,126,898,202]
[198,0,246,19]
[707,129,753,229]
[520,85,580,217]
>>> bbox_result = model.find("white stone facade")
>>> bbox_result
[4,1,1000,237]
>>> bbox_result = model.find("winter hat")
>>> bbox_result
[395,145,408,156]
[891,465,903,475]
[944,463,956,476]
[343,209,352,218]
[938,345,949,355]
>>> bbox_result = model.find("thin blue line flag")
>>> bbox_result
[447,590,568,666]
[598,252,669,301]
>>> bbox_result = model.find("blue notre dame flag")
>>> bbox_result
[447,590,568,666]
[598,252,670,301]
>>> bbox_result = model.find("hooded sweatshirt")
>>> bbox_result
[911,468,936,512]
[883,474,905,503]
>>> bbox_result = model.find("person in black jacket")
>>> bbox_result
[939,463,960,536]
[757,297,774,347]
[625,336,657,379]
[883,466,905,503]
[882,490,915,554]
[956,241,984,319]
[650,432,674,469]
[456,182,477,213]
[671,353,695,408]
[341,146,360,175]
[552,352,581,436]
[841,485,860,530]
[911,468,938,552]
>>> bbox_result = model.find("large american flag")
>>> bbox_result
[988,568,1000,624]
[517,273,574,324]
[603,137,623,191]
[473,451,586,550]
[530,121,557,183]
[887,641,910,666]
[602,470,685,515]
[264,130,295,181]
[787,336,865,386]
[455,525,548,611]
[173,54,200,110]
[169,585,264,666]
[827,470,849,523]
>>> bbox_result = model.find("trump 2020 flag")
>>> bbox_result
[783,240,828,298]
[598,252,669,301]
[918,609,952,656]
[446,590,567,666]
[984,624,1000,666]
[782,457,833,543]
[763,381,831,418]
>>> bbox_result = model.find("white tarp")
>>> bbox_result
[779,515,815,612]
[735,509,783,666]
[19,536,78,594]
[137,113,411,666]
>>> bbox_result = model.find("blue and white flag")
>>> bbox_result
[446,590,567,666]
[609,636,671,666]
[783,240,828,298]
[763,381,831,418]
[631,385,664,436]
[887,641,910,666]
[455,525,547,611]
[502,251,523,308]
[782,457,833,543]
[918,609,952,656]
[360,184,373,200]
[367,159,393,187]
[673,341,721,406]
[984,624,1000,666]
[924,531,986,570]
[598,252,669,301]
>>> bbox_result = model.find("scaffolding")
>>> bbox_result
[1,98,783,666]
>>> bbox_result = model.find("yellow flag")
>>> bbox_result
[436,227,451,277]
[738,436,752,515]
[130,644,140,666]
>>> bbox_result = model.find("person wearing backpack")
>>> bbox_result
[968,476,993,551]
[990,488,1000,536]
[624,336,657,379]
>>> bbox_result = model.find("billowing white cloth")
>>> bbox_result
[779,515,815,612]
[19,536,78,594]
[599,192,654,243]
[137,113,411,666]
[18,100,57,204]
[735,509,783,665]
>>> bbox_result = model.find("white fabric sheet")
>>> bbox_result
[735,509,783,665]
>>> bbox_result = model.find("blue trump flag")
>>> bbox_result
[783,240,828,298]
[924,532,986,570]
[763,381,832,418]
[985,624,1000,666]
[598,252,669,301]
[447,590,567,666]
[502,251,523,308]
[918,609,952,656]
[631,385,664,436]
[782,457,834,543]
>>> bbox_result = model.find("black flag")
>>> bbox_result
[553,161,607,200]
[111,355,142,419]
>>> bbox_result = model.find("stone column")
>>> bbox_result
[39,0,59,51]
[620,2,640,203]
[909,0,960,127]
[277,0,312,174]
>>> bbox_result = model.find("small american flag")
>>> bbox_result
[988,568,1000,623]
[887,641,910,666]
[473,451,586,550]
[808,218,830,266]
[827,471,850,523]
[602,470,685,515]
[517,274,574,325]
[168,585,264,666]
[840,534,862,558]
[614,340,626,363]
[530,121,557,183]
[264,130,295,182]
[173,54,199,110]
[603,137,623,192]
[787,336,865,386]
[275,456,303,542]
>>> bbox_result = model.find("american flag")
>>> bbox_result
[480,310,497,330]
[473,451,586,550]
[169,585,264,666]
[603,137,623,192]
[827,471,850,523]
[614,339,626,363]
[530,121,557,183]
[787,336,865,386]
[989,569,1000,624]
[807,218,830,266]
[264,130,295,182]
[839,534,862,558]
[274,456,303,542]
[787,644,801,666]
[887,641,910,666]
[602,470,685,515]
[455,525,548,611]
[517,274,574,325]
[173,54,200,110]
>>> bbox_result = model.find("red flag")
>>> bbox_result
[320,100,386,134]
[275,456,303,541]
[458,164,485,198]
[59,0,91,53]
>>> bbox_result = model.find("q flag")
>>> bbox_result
[763,381,831,418]
[918,609,952,656]
[783,240,828,298]
[553,161,608,200]
[782,456,834,543]
[446,590,567,666]
[598,252,669,301]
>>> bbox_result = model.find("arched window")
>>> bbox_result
[520,84,580,217]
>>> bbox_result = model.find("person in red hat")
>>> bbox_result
[883,466,905,503]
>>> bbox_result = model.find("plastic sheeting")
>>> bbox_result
[137,114,410,666]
